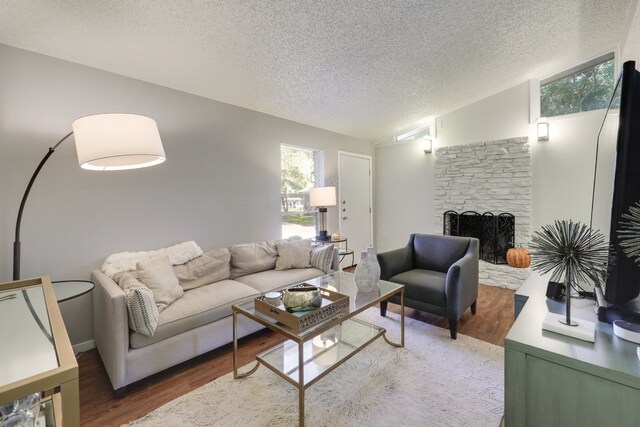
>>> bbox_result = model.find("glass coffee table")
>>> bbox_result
[232,271,404,427]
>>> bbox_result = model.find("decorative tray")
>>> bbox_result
[255,285,349,332]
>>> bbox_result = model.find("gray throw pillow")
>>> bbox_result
[310,244,335,273]
[114,272,160,337]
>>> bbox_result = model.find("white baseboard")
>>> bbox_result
[73,339,95,354]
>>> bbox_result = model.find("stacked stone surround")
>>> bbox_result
[434,137,532,290]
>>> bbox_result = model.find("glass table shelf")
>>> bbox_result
[257,318,385,387]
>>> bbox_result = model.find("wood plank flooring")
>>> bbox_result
[79,283,514,426]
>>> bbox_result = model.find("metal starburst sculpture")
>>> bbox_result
[529,220,610,326]
[618,201,640,264]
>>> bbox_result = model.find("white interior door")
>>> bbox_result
[339,152,373,264]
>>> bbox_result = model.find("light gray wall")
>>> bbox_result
[436,82,532,148]
[375,139,435,251]
[0,44,373,346]
[375,80,616,263]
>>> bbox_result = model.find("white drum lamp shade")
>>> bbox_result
[309,186,336,207]
[72,113,166,171]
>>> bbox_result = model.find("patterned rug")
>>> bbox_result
[125,308,504,427]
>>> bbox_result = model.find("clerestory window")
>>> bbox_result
[540,53,618,117]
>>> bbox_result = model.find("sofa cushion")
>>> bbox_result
[114,272,159,337]
[275,239,312,270]
[310,244,335,274]
[173,248,231,291]
[130,279,260,348]
[229,241,278,279]
[137,255,184,312]
[234,268,325,294]
[413,234,470,273]
[389,269,447,308]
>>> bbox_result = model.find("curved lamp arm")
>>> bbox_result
[13,131,73,280]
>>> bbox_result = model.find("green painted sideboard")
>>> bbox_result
[505,272,640,426]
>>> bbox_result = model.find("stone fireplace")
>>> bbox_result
[434,137,531,289]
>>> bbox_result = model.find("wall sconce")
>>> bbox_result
[537,122,549,141]
[421,138,433,154]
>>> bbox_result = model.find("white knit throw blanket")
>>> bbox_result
[102,241,203,277]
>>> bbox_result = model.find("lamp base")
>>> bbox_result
[542,312,595,342]
[315,230,330,241]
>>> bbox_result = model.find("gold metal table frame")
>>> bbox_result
[232,271,404,427]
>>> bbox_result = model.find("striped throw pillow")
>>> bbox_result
[114,272,160,337]
[310,244,335,274]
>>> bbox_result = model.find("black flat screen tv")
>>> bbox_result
[595,60,640,316]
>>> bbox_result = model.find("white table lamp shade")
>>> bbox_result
[72,113,166,170]
[309,186,336,207]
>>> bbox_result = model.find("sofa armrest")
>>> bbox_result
[445,239,479,319]
[377,245,413,280]
[92,270,129,391]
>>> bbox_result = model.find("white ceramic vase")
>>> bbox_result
[354,246,381,292]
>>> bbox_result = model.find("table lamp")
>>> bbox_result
[309,186,336,241]
[13,113,166,280]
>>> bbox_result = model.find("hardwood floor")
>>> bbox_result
[79,283,515,426]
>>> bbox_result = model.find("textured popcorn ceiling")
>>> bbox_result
[0,0,633,141]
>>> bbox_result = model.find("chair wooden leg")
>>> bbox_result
[380,301,388,317]
[449,319,457,339]
[471,300,477,315]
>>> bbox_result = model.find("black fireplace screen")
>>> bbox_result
[443,210,514,264]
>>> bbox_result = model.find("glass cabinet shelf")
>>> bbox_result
[0,277,79,427]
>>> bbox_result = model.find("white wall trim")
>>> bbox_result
[529,78,540,124]
[73,339,95,354]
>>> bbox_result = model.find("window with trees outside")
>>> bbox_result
[541,54,618,117]
[281,145,324,239]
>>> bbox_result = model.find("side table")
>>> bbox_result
[312,238,355,268]
[52,280,94,303]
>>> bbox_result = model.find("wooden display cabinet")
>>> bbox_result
[0,277,79,426]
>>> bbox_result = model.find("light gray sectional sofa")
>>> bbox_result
[92,239,338,395]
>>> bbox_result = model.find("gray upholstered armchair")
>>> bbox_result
[377,234,479,339]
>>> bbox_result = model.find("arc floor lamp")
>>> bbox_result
[13,113,166,280]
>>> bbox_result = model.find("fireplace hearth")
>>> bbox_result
[443,210,515,264]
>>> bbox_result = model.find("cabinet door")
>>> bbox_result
[525,355,640,426]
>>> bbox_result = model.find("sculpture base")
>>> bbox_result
[542,312,595,342]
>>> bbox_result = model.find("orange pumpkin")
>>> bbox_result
[507,247,531,268]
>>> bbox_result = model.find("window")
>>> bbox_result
[540,54,617,117]
[280,145,324,238]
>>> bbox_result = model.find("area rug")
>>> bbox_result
[125,308,504,427]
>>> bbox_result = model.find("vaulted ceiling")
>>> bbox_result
[0,0,634,141]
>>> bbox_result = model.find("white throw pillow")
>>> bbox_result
[114,272,160,337]
[310,244,335,274]
[275,239,312,270]
[137,255,184,312]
